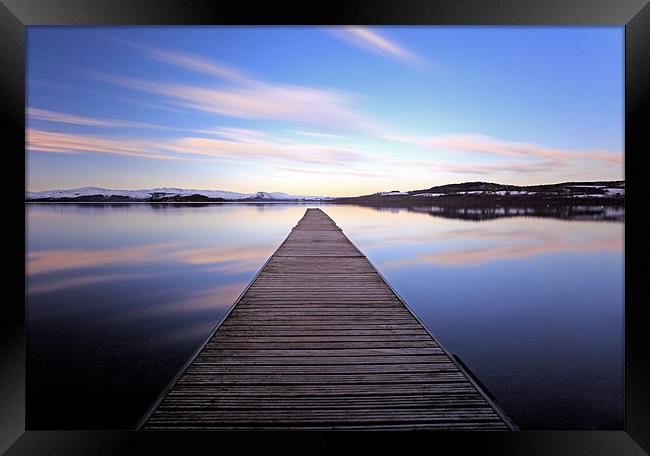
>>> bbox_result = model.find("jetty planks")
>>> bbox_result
[140,208,513,430]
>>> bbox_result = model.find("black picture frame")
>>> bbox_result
[3,0,648,454]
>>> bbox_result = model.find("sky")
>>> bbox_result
[26,27,624,196]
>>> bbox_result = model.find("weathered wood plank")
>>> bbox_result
[216,330,431,337]
[185,363,459,374]
[140,208,513,431]
[192,355,453,365]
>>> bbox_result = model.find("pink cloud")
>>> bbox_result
[329,27,425,66]
[26,125,378,169]
[382,133,623,167]
[163,136,371,165]
[27,129,184,161]
[99,43,368,129]
[96,67,372,132]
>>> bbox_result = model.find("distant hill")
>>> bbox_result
[411,180,624,196]
[334,180,625,205]
[25,187,332,202]
[25,181,625,204]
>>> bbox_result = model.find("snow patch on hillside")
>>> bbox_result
[378,191,408,196]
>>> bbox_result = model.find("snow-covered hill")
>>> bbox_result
[26,187,331,201]
[355,181,626,200]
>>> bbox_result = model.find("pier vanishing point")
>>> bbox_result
[139,208,515,430]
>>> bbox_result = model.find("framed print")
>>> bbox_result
[3,0,648,454]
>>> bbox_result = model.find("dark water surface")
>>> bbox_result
[26,203,624,429]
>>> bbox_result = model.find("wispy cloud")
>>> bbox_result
[381,133,623,173]
[28,107,214,134]
[287,129,340,139]
[434,161,564,175]
[328,27,425,67]
[28,107,165,129]
[27,129,186,161]
[146,48,249,82]
[201,127,273,143]
[28,79,196,115]
[95,35,250,83]
[27,122,379,170]
[92,47,374,132]
[276,166,394,179]
[164,136,372,165]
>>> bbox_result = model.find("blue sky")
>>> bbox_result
[26,26,624,196]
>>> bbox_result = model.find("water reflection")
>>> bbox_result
[324,204,624,429]
[382,233,621,268]
[26,203,624,430]
[27,242,181,275]
[26,203,309,429]
[27,242,273,300]
[121,282,247,321]
[346,203,625,221]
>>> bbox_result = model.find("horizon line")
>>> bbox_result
[26,177,626,197]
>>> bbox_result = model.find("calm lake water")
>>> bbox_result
[26,203,624,429]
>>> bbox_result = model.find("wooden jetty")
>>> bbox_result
[139,208,515,430]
